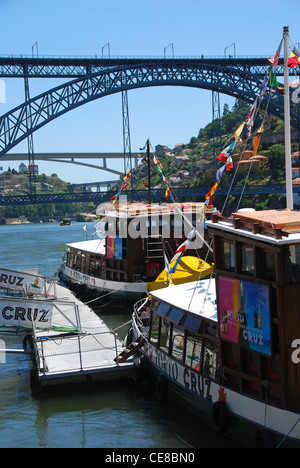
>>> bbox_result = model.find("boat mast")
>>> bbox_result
[147,139,152,205]
[283,25,294,210]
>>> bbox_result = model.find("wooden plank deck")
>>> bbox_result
[32,283,135,387]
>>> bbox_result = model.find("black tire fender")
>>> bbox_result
[156,373,168,402]
[212,401,231,433]
[255,429,275,448]
[134,356,149,384]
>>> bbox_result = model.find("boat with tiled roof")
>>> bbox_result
[59,201,212,304]
[130,27,300,447]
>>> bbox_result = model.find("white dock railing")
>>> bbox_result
[35,330,122,377]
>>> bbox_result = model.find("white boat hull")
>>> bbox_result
[60,265,148,302]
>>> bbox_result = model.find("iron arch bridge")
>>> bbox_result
[0,56,299,158]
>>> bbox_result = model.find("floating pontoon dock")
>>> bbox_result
[28,283,135,388]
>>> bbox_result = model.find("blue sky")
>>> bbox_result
[0,0,299,184]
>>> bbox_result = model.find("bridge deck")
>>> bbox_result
[0,185,299,206]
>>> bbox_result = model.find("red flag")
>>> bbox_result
[268,39,283,68]
[217,142,236,163]
[288,50,300,68]
[226,156,233,172]
[205,182,218,200]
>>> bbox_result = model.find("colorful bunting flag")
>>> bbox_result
[217,142,236,163]
[288,49,300,68]
[268,39,283,68]
[246,98,257,137]
[253,124,264,156]
[205,182,219,200]
[268,65,279,88]
[234,122,245,144]
[226,156,233,172]
[259,74,270,102]
[216,165,226,184]
[123,170,131,182]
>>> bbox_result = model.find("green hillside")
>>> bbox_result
[0,171,96,219]
[132,98,299,212]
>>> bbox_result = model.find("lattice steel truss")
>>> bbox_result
[0,57,299,158]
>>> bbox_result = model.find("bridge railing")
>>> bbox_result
[0,185,299,206]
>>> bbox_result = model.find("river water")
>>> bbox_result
[0,222,238,449]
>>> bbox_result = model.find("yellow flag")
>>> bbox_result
[253,134,261,156]
[234,122,245,144]
[253,124,264,156]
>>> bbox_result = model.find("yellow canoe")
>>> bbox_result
[147,256,213,293]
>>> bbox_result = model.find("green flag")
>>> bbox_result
[268,65,278,87]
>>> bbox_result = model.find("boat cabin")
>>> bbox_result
[65,202,206,285]
[207,209,300,413]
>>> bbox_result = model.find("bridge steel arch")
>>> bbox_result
[0,60,299,158]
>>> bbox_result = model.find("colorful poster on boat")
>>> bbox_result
[114,237,123,260]
[218,276,271,356]
[106,236,114,259]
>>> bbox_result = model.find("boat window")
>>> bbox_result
[263,251,276,281]
[160,318,171,354]
[183,314,203,333]
[150,313,160,345]
[171,325,185,363]
[203,340,219,380]
[241,245,254,275]
[288,245,300,283]
[168,307,185,325]
[219,241,235,271]
[185,333,202,371]
[156,302,171,317]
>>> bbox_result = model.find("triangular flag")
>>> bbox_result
[205,182,219,200]
[234,122,245,144]
[268,65,279,88]
[226,156,233,172]
[288,49,300,68]
[246,98,257,137]
[217,142,236,163]
[268,39,283,68]
[216,164,226,184]
[253,134,261,156]
[252,124,264,156]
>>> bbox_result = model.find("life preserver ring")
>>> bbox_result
[156,373,168,402]
[212,401,230,433]
[255,429,275,448]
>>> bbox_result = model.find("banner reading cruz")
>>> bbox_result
[0,268,49,296]
[0,298,52,329]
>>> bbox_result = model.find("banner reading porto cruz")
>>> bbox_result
[218,276,271,356]
[0,299,53,329]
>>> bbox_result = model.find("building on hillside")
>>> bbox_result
[174,143,185,154]
[232,150,268,173]
[175,155,190,166]
[155,145,170,158]
[29,163,39,175]
[19,163,27,174]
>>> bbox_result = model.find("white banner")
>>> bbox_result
[0,268,51,296]
[0,299,53,329]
